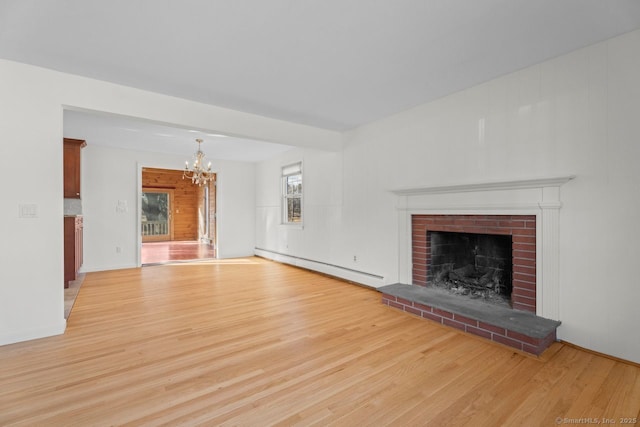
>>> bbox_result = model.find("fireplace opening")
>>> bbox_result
[413,214,536,312]
[428,231,513,307]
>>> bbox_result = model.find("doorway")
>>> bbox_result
[140,167,216,265]
[141,188,174,242]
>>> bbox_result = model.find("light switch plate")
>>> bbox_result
[116,200,128,213]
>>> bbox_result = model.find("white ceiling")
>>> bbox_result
[3,0,640,158]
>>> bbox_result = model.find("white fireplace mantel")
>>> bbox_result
[392,175,575,321]
[390,175,575,197]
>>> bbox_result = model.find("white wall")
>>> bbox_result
[80,144,255,272]
[255,147,371,280]
[0,58,338,346]
[255,29,640,363]
[255,145,391,287]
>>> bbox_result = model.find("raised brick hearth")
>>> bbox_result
[380,284,559,355]
[412,214,536,312]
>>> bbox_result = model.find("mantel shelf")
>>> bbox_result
[389,175,575,196]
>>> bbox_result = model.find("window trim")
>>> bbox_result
[281,161,303,226]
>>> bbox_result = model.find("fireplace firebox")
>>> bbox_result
[412,214,536,313]
[428,231,513,307]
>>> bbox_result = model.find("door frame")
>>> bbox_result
[205,178,217,249]
[136,163,219,267]
[141,187,174,242]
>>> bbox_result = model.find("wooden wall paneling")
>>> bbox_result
[141,168,199,241]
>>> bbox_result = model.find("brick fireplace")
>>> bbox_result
[412,214,536,313]
[384,176,574,354]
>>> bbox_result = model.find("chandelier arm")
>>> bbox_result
[183,138,215,186]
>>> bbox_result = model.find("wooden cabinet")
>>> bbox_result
[63,138,86,198]
[64,216,83,288]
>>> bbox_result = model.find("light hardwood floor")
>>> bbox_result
[141,241,216,265]
[1,257,639,426]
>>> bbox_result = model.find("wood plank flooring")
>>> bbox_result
[141,241,216,265]
[0,257,639,426]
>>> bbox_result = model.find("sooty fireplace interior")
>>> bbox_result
[428,231,513,307]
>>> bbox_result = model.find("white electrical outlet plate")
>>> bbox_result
[18,204,38,218]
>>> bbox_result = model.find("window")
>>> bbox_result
[282,162,302,224]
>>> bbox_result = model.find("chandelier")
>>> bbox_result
[183,138,215,186]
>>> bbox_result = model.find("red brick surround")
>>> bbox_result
[412,214,536,313]
[381,294,555,355]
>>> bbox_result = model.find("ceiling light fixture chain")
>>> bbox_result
[183,138,214,186]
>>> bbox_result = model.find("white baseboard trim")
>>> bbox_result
[0,320,66,347]
[217,251,256,260]
[255,248,385,289]
[80,263,138,273]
